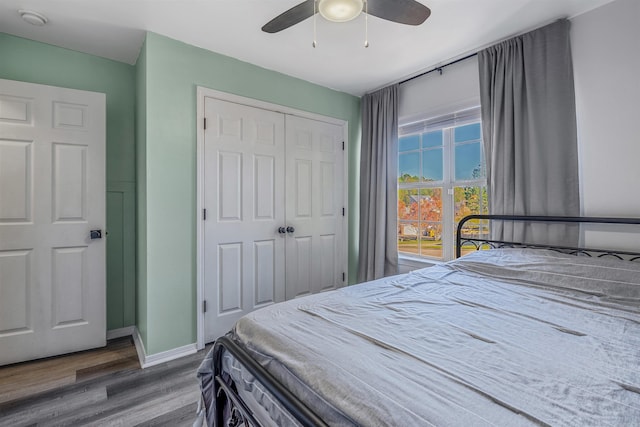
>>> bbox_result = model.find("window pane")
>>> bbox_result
[454,123,481,142]
[420,222,442,259]
[399,134,420,152]
[456,218,490,257]
[454,142,482,180]
[454,186,489,256]
[399,152,420,180]
[458,219,489,240]
[422,149,443,181]
[398,189,418,221]
[398,221,420,256]
[422,130,442,148]
[398,187,419,256]
[454,186,488,223]
[419,188,442,222]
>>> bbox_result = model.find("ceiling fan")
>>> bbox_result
[262,0,431,33]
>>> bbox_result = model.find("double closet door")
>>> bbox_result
[203,97,346,342]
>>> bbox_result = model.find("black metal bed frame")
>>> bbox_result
[211,215,640,427]
[212,335,328,427]
[455,214,640,259]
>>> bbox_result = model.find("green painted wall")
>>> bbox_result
[135,39,148,345]
[0,31,361,355]
[140,32,361,355]
[0,33,137,330]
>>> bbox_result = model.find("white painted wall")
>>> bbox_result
[398,56,480,123]
[572,0,640,217]
[572,0,640,249]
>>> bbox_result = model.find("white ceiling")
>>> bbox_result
[0,0,614,96]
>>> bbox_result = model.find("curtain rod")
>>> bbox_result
[398,52,478,85]
[396,17,567,87]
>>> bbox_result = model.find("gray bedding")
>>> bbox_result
[200,249,640,426]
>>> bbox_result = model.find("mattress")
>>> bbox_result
[205,249,640,426]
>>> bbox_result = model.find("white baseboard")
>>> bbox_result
[106,326,135,340]
[131,328,147,367]
[132,327,198,369]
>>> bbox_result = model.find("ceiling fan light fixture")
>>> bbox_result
[318,0,363,23]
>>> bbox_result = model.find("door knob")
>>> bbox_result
[278,226,286,234]
[286,226,295,233]
[90,229,102,239]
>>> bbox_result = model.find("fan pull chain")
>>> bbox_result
[313,0,317,48]
[364,0,369,48]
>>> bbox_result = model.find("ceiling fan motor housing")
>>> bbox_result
[318,0,364,22]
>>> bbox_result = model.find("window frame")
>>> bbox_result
[398,106,487,261]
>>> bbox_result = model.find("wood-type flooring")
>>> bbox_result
[0,337,206,426]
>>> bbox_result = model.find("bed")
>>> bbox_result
[196,215,640,426]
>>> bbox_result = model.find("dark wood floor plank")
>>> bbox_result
[0,376,75,406]
[74,386,200,427]
[45,374,199,426]
[75,356,140,382]
[0,337,207,427]
[106,358,199,397]
[1,367,141,414]
[0,337,140,405]
[136,402,198,427]
[0,387,107,427]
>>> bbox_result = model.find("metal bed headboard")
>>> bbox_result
[456,214,640,260]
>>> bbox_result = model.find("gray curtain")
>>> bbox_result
[478,19,579,245]
[357,84,398,282]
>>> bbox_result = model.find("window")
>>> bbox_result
[398,107,488,260]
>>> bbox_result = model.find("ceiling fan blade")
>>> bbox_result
[366,0,431,26]
[262,0,316,33]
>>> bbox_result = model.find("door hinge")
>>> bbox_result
[342,141,345,150]
[342,272,346,282]
[203,300,207,313]
[203,209,207,220]
[342,207,345,216]
[204,117,207,130]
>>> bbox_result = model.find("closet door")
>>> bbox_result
[285,115,345,299]
[203,98,286,342]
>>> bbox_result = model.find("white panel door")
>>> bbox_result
[285,115,345,299]
[203,98,286,342]
[0,79,106,366]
